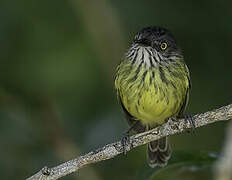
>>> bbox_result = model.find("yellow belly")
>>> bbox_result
[125,82,182,125]
[115,62,189,126]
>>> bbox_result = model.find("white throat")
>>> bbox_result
[126,46,161,68]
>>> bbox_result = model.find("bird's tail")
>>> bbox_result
[147,137,171,167]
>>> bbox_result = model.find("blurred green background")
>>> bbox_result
[1,0,232,179]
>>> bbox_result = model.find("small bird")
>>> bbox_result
[114,26,191,167]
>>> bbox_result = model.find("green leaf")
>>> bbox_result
[137,151,218,180]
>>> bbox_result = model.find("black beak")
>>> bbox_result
[134,38,151,46]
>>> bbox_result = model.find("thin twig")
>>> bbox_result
[214,120,232,180]
[26,104,232,180]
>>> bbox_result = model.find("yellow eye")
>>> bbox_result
[160,42,167,50]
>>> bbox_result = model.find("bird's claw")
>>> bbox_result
[183,114,195,133]
[121,132,131,154]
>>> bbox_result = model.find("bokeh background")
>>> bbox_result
[1,0,232,179]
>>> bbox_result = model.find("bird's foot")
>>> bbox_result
[182,114,195,133]
[121,132,131,155]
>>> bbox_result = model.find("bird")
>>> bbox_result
[114,26,191,167]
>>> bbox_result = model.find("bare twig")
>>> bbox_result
[214,121,232,180]
[27,104,232,180]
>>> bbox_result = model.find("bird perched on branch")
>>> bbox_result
[115,26,191,167]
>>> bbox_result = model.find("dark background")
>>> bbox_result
[1,0,232,179]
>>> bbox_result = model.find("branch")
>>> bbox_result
[214,120,232,180]
[27,104,232,180]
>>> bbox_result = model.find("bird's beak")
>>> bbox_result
[134,39,151,46]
